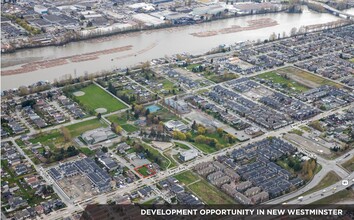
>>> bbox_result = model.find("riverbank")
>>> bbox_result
[2,45,133,76]
[2,9,290,54]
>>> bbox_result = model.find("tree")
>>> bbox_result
[269,32,277,41]
[115,125,123,134]
[61,126,72,143]
[172,131,186,140]
[67,146,79,157]
[290,27,297,36]
[217,128,223,137]
[186,132,192,141]
[97,113,102,119]
[191,121,197,130]
[102,146,108,153]
[18,86,29,96]
[145,108,150,117]
[197,126,206,135]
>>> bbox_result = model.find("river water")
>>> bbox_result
[1,7,340,90]
[342,8,354,15]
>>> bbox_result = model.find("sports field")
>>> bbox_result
[74,84,128,114]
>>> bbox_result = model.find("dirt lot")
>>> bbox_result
[284,133,331,156]
[58,175,97,201]
[243,86,273,100]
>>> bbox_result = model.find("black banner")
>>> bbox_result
[79,204,354,220]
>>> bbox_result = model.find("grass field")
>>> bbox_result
[341,155,354,172]
[191,131,232,154]
[205,72,239,83]
[137,166,150,177]
[312,189,354,204]
[29,119,107,149]
[79,147,95,156]
[174,171,200,185]
[256,71,309,93]
[188,179,236,204]
[161,79,180,95]
[162,150,178,169]
[106,114,138,133]
[66,118,108,137]
[75,84,128,113]
[174,142,190,150]
[142,197,161,204]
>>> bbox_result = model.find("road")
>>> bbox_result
[287,172,354,204]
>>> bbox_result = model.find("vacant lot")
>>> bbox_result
[174,170,200,185]
[75,84,128,114]
[341,155,354,172]
[137,166,150,177]
[257,67,344,94]
[278,67,342,88]
[188,179,236,204]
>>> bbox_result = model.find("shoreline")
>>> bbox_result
[1,10,289,55]
[1,45,133,76]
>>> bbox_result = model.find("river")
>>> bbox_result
[1,7,340,90]
[342,8,354,15]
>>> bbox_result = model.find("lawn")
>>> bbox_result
[188,179,236,204]
[141,143,170,170]
[205,72,239,83]
[161,79,179,94]
[106,114,128,125]
[79,147,95,156]
[121,124,139,133]
[186,63,202,72]
[300,125,311,132]
[289,129,303,136]
[106,114,138,133]
[174,142,190,150]
[174,170,200,185]
[312,189,354,204]
[162,151,178,168]
[151,106,180,122]
[66,118,108,137]
[75,84,128,113]
[137,166,150,177]
[142,197,161,205]
[29,130,62,150]
[341,155,354,172]
[29,119,107,149]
